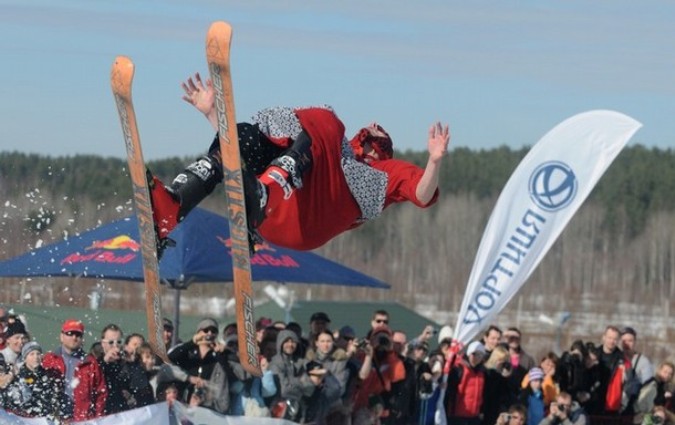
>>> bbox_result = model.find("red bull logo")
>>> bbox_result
[60,234,139,266]
[217,236,299,268]
[86,235,141,252]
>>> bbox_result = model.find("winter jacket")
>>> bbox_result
[73,353,106,421]
[538,401,588,425]
[445,357,485,419]
[269,330,314,403]
[168,340,237,414]
[4,364,65,419]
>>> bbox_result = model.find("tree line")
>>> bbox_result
[1,145,674,331]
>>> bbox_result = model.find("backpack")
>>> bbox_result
[623,354,643,398]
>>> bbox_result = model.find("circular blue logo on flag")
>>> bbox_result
[529,161,577,212]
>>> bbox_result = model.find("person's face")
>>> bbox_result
[530,379,542,391]
[509,411,525,425]
[620,333,635,353]
[316,333,334,355]
[541,358,555,375]
[125,336,144,356]
[141,352,155,371]
[469,352,484,367]
[60,330,84,352]
[392,332,407,356]
[7,333,26,353]
[282,338,297,355]
[162,327,173,345]
[165,387,178,402]
[25,350,42,370]
[101,330,123,355]
[504,331,521,349]
[602,329,619,352]
[371,314,389,329]
[413,347,428,361]
[658,365,674,383]
[485,330,501,350]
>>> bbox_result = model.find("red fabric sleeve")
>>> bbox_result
[372,159,439,208]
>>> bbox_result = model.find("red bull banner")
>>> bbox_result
[61,235,140,265]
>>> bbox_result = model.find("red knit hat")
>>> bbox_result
[349,123,393,162]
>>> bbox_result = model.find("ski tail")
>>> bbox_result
[111,56,168,363]
[206,22,261,376]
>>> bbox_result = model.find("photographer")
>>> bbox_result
[352,326,406,424]
[168,318,239,414]
[539,392,588,425]
[496,404,527,425]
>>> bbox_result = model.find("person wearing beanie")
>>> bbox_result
[148,73,450,256]
[519,367,546,425]
[43,318,87,419]
[4,339,65,420]
[0,318,27,374]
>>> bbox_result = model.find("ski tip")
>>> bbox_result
[206,21,233,64]
[110,56,135,97]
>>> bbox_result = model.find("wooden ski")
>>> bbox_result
[110,56,168,363]
[206,22,261,376]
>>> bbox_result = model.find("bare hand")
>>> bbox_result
[427,122,450,163]
[181,73,215,117]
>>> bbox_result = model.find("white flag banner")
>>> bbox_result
[452,110,642,344]
[172,402,297,424]
[71,402,169,425]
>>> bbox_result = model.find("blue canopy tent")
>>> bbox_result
[0,207,389,335]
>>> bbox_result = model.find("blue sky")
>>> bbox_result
[1,0,674,160]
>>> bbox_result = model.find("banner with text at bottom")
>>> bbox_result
[452,110,642,344]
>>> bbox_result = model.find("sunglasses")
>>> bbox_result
[375,319,389,324]
[102,339,123,346]
[201,327,218,334]
[63,331,83,338]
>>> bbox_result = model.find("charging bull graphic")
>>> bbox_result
[61,235,140,265]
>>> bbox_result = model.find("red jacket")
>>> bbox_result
[258,107,437,250]
[448,359,485,418]
[72,354,106,421]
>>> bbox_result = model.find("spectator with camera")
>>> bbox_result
[73,323,138,419]
[269,328,314,420]
[640,405,671,425]
[352,325,406,424]
[496,404,527,425]
[305,329,352,422]
[539,391,588,425]
[295,360,342,424]
[168,318,239,414]
[484,344,517,425]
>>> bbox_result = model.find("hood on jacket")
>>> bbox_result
[276,330,300,356]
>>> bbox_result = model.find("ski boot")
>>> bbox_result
[146,169,178,259]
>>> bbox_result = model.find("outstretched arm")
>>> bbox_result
[181,73,218,131]
[415,122,450,204]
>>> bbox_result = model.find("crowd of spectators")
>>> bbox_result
[0,303,672,425]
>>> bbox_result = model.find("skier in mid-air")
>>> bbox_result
[149,73,451,252]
